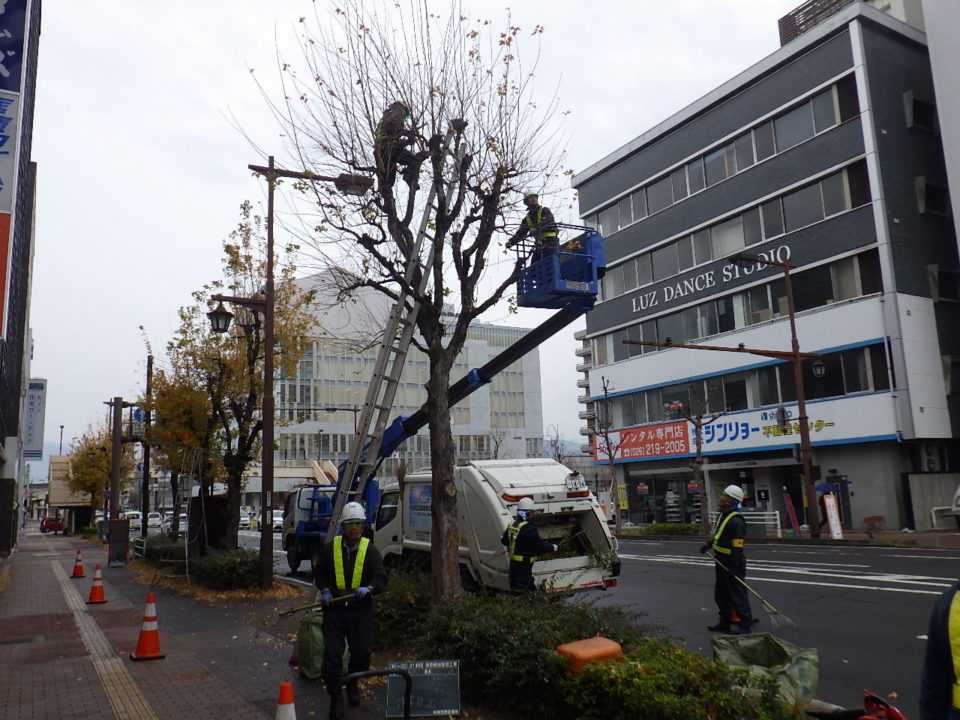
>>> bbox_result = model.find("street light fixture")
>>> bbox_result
[208,157,371,589]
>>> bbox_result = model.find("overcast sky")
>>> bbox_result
[28,0,804,459]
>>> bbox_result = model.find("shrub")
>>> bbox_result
[189,548,260,590]
[559,639,795,720]
[78,526,99,539]
[141,534,185,566]
[636,523,699,536]
[373,570,431,649]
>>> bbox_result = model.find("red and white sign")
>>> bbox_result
[594,420,690,462]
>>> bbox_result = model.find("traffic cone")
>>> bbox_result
[86,565,107,604]
[130,593,165,661]
[275,681,296,720]
[70,550,85,578]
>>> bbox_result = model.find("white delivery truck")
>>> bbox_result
[372,458,621,592]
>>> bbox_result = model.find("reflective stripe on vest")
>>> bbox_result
[949,589,960,708]
[525,207,557,239]
[711,511,741,555]
[333,536,369,591]
[507,521,536,563]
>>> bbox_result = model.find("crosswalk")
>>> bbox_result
[618,551,955,596]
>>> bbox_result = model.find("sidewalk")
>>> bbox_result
[0,526,393,720]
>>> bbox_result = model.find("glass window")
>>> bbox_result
[607,264,624,297]
[833,257,858,300]
[612,328,630,361]
[836,74,860,123]
[761,199,784,238]
[807,353,844,400]
[821,172,847,217]
[758,366,779,406]
[687,158,705,193]
[841,348,869,393]
[677,236,694,271]
[812,88,837,133]
[847,160,871,208]
[793,264,834,311]
[618,196,633,227]
[724,144,738,177]
[631,188,647,220]
[716,293,747,332]
[858,250,882,294]
[652,243,680,281]
[692,229,711,264]
[734,133,755,171]
[754,122,775,161]
[706,375,724,413]
[598,204,619,235]
[641,319,657,352]
[774,103,815,152]
[682,306,700,341]
[770,278,787,317]
[633,391,649,425]
[620,393,636,427]
[869,344,891,391]
[657,312,684,345]
[627,323,643,358]
[742,207,763,246]
[778,365,796,403]
[622,257,639,292]
[723,373,749,411]
[704,147,726,186]
[699,301,719,337]
[747,284,771,324]
[711,215,744,258]
[647,176,673,214]
[647,389,665,422]
[671,167,688,202]
[782,183,825,231]
[637,254,653,286]
[661,385,690,419]
[593,335,607,365]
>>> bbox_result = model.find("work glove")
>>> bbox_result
[699,544,710,554]
[354,586,372,599]
[550,543,558,553]
[320,589,334,607]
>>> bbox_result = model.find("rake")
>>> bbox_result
[707,551,797,630]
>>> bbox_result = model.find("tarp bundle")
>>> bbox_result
[712,633,819,704]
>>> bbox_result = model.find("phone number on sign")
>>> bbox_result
[622,440,687,458]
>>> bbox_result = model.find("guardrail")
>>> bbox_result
[708,510,782,538]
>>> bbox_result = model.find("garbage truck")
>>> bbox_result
[372,458,620,592]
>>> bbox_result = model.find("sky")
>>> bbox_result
[27,0,805,461]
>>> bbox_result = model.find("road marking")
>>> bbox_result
[52,560,159,720]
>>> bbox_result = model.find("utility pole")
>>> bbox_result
[106,397,125,521]
[140,355,153,539]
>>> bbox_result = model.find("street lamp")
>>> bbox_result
[209,156,371,589]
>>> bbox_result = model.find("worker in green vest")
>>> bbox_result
[700,485,754,634]
[501,497,557,592]
[507,192,559,263]
[920,581,960,719]
[315,502,387,720]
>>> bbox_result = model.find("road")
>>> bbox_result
[602,537,960,717]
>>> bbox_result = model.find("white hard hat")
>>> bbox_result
[522,191,538,199]
[517,497,535,511]
[342,502,366,524]
[722,485,744,503]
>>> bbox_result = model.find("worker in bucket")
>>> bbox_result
[700,485,755,634]
[315,502,388,720]
[506,192,559,263]
[501,497,557,593]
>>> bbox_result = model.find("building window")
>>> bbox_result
[782,182,824,232]
[754,121,775,161]
[915,176,950,216]
[598,204,620,235]
[652,243,680,281]
[773,103,815,153]
[647,176,674,214]
[903,90,938,132]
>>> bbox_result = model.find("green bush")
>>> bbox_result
[141,534,185,566]
[189,548,260,591]
[560,639,795,720]
[636,523,699,536]
[78,526,99,539]
[373,570,432,649]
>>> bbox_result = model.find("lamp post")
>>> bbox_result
[208,157,371,589]
[623,251,825,537]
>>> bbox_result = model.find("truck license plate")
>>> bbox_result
[565,475,587,491]
[565,281,589,291]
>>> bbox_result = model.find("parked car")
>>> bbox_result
[239,511,252,530]
[124,511,142,530]
[39,516,64,534]
[160,513,187,536]
[146,512,163,530]
[262,510,284,533]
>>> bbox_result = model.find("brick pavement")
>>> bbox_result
[0,527,393,720]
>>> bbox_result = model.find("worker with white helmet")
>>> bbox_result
[506,191,559,263]
[500,496,558,593]
[314,501,388,719]
[700,485,754,634]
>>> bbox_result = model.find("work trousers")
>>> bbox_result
[508,561,537,593]
[714,557,752,625]
[321,603,373,687]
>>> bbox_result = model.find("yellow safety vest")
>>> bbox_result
[525,207,557,239]
[507,521,537,563]
[333,536,369,591]
[949,590,960,708]
[711,511,743,555]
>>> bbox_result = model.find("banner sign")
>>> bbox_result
[593,392,896,464]
[22,377,45,458]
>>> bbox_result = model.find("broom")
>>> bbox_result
[707,551,797,629]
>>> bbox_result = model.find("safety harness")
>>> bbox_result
[333,535,369,590]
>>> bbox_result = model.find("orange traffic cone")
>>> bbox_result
[275,681,296,720]
[130,593,165,661]
[70,550,85,579]
[86,565,107,604]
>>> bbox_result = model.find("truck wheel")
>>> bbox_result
[287,546,301,573]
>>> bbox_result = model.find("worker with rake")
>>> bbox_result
[701,484,755,635]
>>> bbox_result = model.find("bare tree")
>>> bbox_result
[488,429,507,459]
[594,377,623,533]
[260,1,569,600]
[680,382,727,535]
[546,423,564,462]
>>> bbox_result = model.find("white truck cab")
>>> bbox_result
[373,458,620,592]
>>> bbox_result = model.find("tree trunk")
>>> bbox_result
[426,355,460,602]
